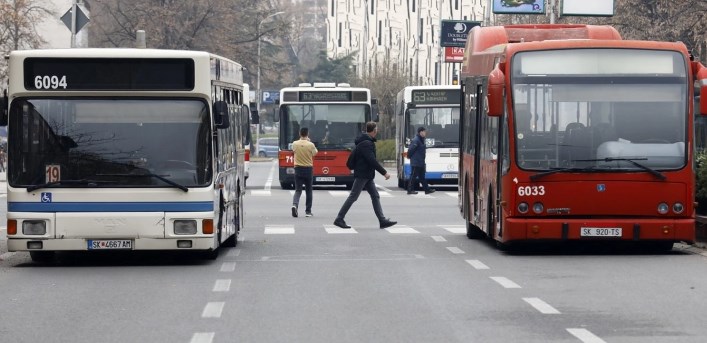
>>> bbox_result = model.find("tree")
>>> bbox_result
[300,50,357,84]
[0,0,54,84]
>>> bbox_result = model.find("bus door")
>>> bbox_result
[473,83,484,218]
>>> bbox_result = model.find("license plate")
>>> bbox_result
[87,240,132,250]
[442,174,457,179]
[580,227,622,237]
[316,177,335,182]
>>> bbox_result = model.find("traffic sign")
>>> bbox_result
[60,4,90,33]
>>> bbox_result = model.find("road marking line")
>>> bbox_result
[446,247,465,254]
[264,226,295,234]
[376,185,392,192]
[201,302,225,318]
[190,332,215,343]
[523,297,560,314]
[250,190,271,196]
[443,227,466,234]
[567,328,606,343]
[325,226,358,234]
[0,226,6,231]
[386,226,420,234]
[466,259,489,270]
[220,262,236,272]
[264,160,276,191]
[328,191,350,197]
[212,279,231,292]
[490,276,521,289]
[378,191,393,198]
[412,193,435,198]
[431,235,447,242]
[227,249,241,257]
[445,192,458,197]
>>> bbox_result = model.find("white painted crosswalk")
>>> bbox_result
[261,224,465,235]
[251,189,458,198]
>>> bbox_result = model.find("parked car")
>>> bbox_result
[257,138,279,157]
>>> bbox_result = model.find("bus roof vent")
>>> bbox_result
[313,82,336,88]
[337,83,351,88]
[298,83,312,87]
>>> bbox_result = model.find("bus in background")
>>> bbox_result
[394,85,461,189]
[276,83,375,189]
[1,49,246,262]
[459,24,707,250]
[242,83,254,187]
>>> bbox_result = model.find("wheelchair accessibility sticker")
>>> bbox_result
[41,192,52,203]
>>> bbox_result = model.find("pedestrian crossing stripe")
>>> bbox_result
[440,226,466,234]
[258,225,467,235]
[252,189,458,198]
[251,190,271,196]
[264,226,294,234]
[324,225,358,234]
[385,226,420,234]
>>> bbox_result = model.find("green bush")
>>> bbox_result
[376,139,396,162]
[697,151,707,198]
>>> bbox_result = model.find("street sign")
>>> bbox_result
[444,47,465,63]
[440,20,480,47]
[262,90,280,104]
[60,4,90,33]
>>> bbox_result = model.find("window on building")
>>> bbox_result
[338,22,342,47]
[378,21,382,45]
[419,18,423,44]
[331,0,335,16]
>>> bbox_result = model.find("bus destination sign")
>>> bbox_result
[411,89,461,105]
[299,91,351,102]
[24,58,195,91]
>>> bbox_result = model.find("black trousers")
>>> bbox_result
[408,165,430,192]
[292,167,313,212]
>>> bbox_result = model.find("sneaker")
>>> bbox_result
[379,218,397,229]
[425,189,436,194]
[407,191,418,195]
[291,205,298,218]
[305,211,313,217]
[333,218,351,229]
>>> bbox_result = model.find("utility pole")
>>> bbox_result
[436,0,443,85]
[70,0,78,48]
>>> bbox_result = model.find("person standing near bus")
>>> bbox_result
[407,127,435,195]
[291,127,318,217]
[333,122,397,229]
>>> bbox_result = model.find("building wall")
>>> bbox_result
[327,0,486,86]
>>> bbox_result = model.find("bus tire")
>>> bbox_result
[30,251,55,263]
[464,188,485,239]
[223,191,242,248]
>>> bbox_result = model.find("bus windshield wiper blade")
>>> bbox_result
[573,157,666,180]
[98,173,189,192]
[529,166,597,181]
[26,179,118,192]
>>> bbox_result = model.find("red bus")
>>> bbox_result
[458,24,707,250]
[276,83,375,189]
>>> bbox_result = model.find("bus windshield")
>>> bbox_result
[407,107,460,148]
[511,49,688,171]
[280,104,367,150]
[8,98,212,187]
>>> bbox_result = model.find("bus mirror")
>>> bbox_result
[701,87,707,116]
[372,98,380,122]
[274,106,283,123]
[487,67,505,117]
[695,62,707,116]
[251,109,260,124]
[213,101,230,129]
[0,89,7,126]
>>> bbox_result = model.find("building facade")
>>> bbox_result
[327,0,487,86]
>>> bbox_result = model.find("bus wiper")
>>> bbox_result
[529,166,598,181]
[573,157,666,180]
[26,179,118,192]
[98,173,189,192]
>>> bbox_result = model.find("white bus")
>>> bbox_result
[0,49,246,262]
[242,83,254,187]
[394,85,461,188]
[276,83,376,189]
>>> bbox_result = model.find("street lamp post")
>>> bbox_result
[256,11,285,159]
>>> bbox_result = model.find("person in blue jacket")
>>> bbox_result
[407,127,435,195]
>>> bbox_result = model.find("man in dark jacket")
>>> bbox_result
[333,122,397,229]
[406,127,435,195]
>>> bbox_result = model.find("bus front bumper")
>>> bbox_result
[503,218,695,244]
[7,237,215,252]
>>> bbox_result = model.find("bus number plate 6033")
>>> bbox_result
[87,240,133,250]
[580,228,622,237]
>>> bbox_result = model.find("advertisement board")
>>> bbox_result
[561,0,614,16]
[440,20,480,47]
[492,0,545,14]
[444,47,465,63]
[262,90,280,104]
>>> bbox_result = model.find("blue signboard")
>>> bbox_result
[493,0,545,14]
[440,20,481,47]
[261,90,280,104]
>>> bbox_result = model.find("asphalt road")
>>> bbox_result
[2,162,707,342]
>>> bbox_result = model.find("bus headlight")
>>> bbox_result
[518,202,529,214]
[657,203,669,215]
[174,220,197,235]
[532,202,544,214]
[673,202,684,214]
[22,220,46,235]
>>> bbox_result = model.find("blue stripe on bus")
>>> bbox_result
[402,165,457,181]
[8,202,214,212]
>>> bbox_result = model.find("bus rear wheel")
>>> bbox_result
[464,188,484,239]
[30,251,55,263]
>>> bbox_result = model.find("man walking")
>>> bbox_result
[333,122,397,229]
[291,127,318,217]
[407,127,435,195]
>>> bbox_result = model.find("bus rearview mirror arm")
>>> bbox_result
[694,61,707,116]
